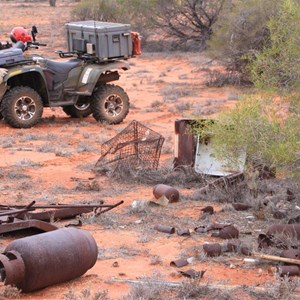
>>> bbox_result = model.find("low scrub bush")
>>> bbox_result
[193,94,299,178]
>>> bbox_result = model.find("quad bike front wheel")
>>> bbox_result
[1,86,43,128]
[91,84,130,124]
[62,97,92,118]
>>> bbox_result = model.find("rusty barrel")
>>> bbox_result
[153,184,179,203]
[0,228,98,292]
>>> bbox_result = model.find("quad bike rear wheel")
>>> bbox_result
[91,84,129,124]
[62,103,92,118]
[1,86,43,128]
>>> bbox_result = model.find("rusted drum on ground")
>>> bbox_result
[278,265,300,277]
[0,227,98,292]
[153,184,179,203]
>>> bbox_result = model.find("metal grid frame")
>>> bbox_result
[96,120,165,170]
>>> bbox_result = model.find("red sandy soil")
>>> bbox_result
[0,2,299,300]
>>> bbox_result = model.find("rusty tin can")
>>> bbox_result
[153,184,180,203]
[278,266,300,277]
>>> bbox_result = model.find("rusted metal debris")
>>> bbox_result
[203,243,222,257]
[211,225,239,239]
[231,202,252,211]
[0,219,58,235]
[197,172,244,195]
[177,229,191,236]
[201,205,214,215]
[174,119,197,168]
[225,240,241,253]
[195,222,230,234]
[170,258,193,268]
[179,269,206,279]
[95,120,164,171]
[0,200,124,234]
[154,225,175,234]
[0,228,98,292]
[278,266,300,277]
[153,184,180,203]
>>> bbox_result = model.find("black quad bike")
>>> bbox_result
[0,23,141,128]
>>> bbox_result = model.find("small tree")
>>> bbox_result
[248,0,300,90]
[72,0,121,22]
[196,0,300,178]
[150,0,226,49]
[208,0,280,72]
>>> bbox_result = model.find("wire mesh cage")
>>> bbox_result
[96,120,165,171]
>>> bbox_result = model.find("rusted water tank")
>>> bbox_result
[153,184,180,203]
[0,228,98,292]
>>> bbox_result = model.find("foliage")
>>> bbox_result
[208,0,280,72]
[193,94,300,178]
[72,0,226,50]
[200,0,300,179]
[148,0,226,48]
[72,0,121,22]
[248,0,300,90]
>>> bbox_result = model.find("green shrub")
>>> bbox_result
[208,0,280,72]
[248,0,300,90]
[72,0,121,22]
[194,94,299,178]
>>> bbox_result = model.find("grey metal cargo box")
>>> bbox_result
[0,48,24,66]
[65,20,132,61]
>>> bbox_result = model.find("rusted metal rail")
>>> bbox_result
[0,200,124,234]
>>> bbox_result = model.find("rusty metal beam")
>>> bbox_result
[0,219,57,234]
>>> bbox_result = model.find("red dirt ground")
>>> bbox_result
[0,1,299,300]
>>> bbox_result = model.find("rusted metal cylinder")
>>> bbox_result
[225,240,241,252]
[211,225,239,239]
[0,228,98,292]
[153,184,179,203]
[170,258,189,268]
[277,266,300,277]
[203,243,222,257]
[154,225,175,234]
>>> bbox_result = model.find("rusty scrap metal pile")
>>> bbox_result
[0,200,123,292]
[153,182,300,279]
[0,200,123,234]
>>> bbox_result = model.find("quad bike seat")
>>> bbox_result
[42,59,82,88]
[45,59,82,75]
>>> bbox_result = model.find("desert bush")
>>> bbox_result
[121,272,172,300]
[148,0,226,49]
[64,288,110,300]
[246,274,299,300]
[72,0,120,22]
[193,94,300,178]
[248,0,300,90]
[208,0,280,73]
